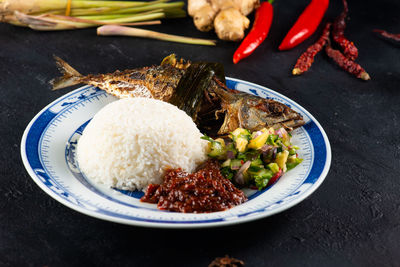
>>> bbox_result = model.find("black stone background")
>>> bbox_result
[1,0,399,266]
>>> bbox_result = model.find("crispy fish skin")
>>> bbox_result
[207,86,305,135]
[82,66,185,101]
[51,57,185,101]
[222,93,305,133]
[51,55,305,135]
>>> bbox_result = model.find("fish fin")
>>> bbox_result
[50,56,83,90]
[160,54,191,69]
[160,54,177,66]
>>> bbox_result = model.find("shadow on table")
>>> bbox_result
[95,211,291,266]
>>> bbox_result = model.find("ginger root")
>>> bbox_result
[188,0,259,41]
[193,3,217,32]
[214,7,249,41]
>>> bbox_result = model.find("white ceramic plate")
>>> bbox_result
[21,78,331,228]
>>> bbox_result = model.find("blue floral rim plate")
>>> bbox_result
[21,78,331,228]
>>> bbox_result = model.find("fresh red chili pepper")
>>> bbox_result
[373,29,400,42]
[233,0,274,64]
[332,0,358,60]
[325,39,370,81]
[292,22,331,75]
[279,0,329,51]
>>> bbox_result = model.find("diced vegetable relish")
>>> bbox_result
[201,127,303,190]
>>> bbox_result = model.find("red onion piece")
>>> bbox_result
[276,128,288,139]
[224,140,232,146]
[276,128,283,138]
[263,147,277,161]
[234,161,251,185]
[226,150,235,159]
[272,147,277,159]
[253,131,263,139]
[260,145,273,152]
[231,165,240,170]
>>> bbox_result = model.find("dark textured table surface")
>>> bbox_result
[1,0,399,266]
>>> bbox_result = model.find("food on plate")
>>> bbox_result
[332,0,358,61]
[233,0,274,64]
[292,22,331,75]
[208,89,304,135]
[60,55,308,214]
[140,125,303,213]
[187,0,259,41]
[76,97,208,191]
[141,160,247,213]
[279,0,329,51]
[59,55,305,212]
[51,54,305,135]
[202,127,303,190]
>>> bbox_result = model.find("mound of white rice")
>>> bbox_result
[76,97,208,191]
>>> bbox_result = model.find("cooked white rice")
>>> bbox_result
[76,97,208,191]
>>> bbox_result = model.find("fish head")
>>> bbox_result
[217,92,305,135]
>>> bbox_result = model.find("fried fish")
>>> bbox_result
[51,54,305,135]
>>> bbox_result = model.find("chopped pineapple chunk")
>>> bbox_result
[261,127,275,135]
[215,138,225,147]
[231,128,247,137]
[231,128,250,152]
[275,150,289,172]
[235,138,248,152]
[248,131,269,150]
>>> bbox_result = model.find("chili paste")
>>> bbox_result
[140,160,247,213]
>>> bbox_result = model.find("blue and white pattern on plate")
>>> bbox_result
[21,78,331,228]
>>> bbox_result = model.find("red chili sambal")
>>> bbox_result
[140,160,247,213]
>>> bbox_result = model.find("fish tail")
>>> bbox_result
[50,56,83,90]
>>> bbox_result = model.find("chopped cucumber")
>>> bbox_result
[267,162,280,173]
[237,152,247,161]
[201,135,226,159]
[288,147,297,155]
[251,158,263,167]
[266,134,278,145]
[221,159,231,167]
[286,157,303,171]
[254,168,274,190]
[230,159,243,170]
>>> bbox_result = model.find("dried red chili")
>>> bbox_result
[373,29,400,42]
[233,0,274,64]
[279,0,329,51]
[292,22,331,75]
[332,0,358,60]
[325,39,370,81]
